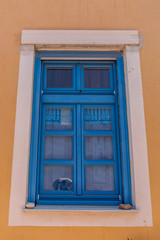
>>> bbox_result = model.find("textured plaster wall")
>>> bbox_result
[0,0,160,239]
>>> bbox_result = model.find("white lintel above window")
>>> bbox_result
[21,30,140,50]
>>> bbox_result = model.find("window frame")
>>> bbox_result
[28,53,131,206]
[9,30,152,226]
[31,55,132,205]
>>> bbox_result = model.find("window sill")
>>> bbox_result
[23,205,138,212]
[18,205,142,227]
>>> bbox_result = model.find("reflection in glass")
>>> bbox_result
[47,68,72,88]
[84,68,110,88]
[44,136,72,159]
[85,107,112,130]
[43,165,72,191]
[85,136,113,159]
[86,165,114,191]
[45,108,72,130]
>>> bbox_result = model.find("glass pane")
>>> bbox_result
[85,107,112,130]
[84,68,110,88]
[47,68,72,88]
[85,136,113,159]
[45,107,72,130]
[43,165,72,191]
[44,136,72,159]
[86,165,114,191]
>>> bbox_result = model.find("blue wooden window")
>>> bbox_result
[28,51,131,206]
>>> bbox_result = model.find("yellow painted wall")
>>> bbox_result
[0,0,160,239]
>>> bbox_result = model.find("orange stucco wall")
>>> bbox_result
[0,0,160,239]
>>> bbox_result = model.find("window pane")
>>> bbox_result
[44,136,72,159]
[84,68,110,88]
[85,136,113,159]
[86,165,114,191]
[85,107,112,130]
[43,165,72,191]
[47,68,72,88]
[45,107,72,130]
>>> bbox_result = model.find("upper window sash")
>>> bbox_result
[42,62,76,91]
[42,59,117,93]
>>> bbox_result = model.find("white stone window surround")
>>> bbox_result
[9,30,152,226]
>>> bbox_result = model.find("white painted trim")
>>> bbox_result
[124,46,152,225]
[21,30,140,46]
[9,31,152,226]
[9,45,35,225]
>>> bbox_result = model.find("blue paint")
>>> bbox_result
[28,54,41,203]
[28,51,131,206]
[116,56,132,205]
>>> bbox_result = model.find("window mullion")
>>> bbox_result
[76,104,82,195]
[76,63,81,91]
